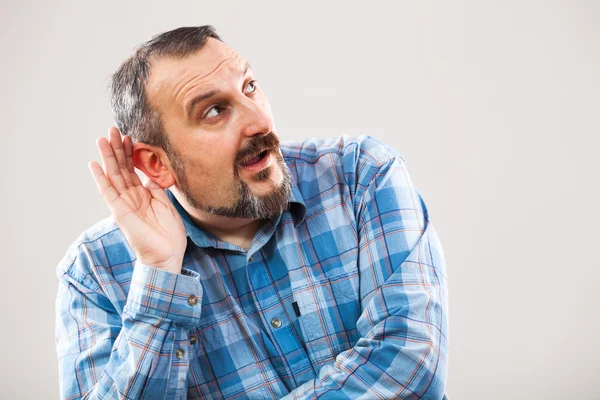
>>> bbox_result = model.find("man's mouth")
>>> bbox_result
[239,150,269,167]
[238,149,272,172]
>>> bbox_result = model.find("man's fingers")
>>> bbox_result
[97,137,128,194]
[123,135,143,186]
[108,127,133,189]
[89,161,122,212]
[123,134,135,172]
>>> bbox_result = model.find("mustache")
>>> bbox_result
[236,133,280,164]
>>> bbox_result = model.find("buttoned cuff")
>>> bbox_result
[125,262,202,327]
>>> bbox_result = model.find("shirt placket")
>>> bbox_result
[244,214,315,394]
[246,250,306,391]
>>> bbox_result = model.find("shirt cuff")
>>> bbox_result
[125,262,202,326]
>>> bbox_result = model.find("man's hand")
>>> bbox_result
[89,127,187,274]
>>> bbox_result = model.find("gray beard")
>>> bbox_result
[175,151,293,220]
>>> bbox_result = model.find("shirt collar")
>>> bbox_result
[165,171,306,249]
[288,179,306,227]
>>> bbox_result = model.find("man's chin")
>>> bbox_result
[179,149,291,220]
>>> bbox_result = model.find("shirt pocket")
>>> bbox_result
[292,266,361,371]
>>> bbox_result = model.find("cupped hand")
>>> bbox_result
[89,127,187,274]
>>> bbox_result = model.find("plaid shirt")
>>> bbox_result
[56,135,449,399]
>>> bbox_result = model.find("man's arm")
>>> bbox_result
[56,127,196,399]
[56,249,201,399]
[284,143,449,399]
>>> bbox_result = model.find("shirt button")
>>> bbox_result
[271,318,282,329]
[175,348,185,359]
[190,335,197,345]
[188,295,198,306]
[248,255,254,262]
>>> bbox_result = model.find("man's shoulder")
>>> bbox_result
[280,135,407,210]
[57,215,134,279]
[280,134,403,168]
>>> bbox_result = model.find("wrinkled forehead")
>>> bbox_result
[146,38,244,99]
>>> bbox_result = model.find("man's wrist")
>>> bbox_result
[138,255,184,275]
[126,261,203,326]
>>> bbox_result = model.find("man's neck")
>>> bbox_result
[196,216,263,251]
[173,192,263,251]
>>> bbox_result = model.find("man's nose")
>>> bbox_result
[238,97,273,138]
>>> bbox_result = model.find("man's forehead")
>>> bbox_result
[147,39,245,92]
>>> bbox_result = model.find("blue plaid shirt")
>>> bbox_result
[56,135,449,399]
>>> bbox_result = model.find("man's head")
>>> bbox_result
[110,26,291,220]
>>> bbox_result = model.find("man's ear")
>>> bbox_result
[132,142,177,188]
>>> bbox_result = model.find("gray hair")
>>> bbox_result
[109,26,222,151]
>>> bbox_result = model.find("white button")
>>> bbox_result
[271,318,282,328]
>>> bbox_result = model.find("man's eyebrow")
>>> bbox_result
[185,60,253,118]
[186,90,218,118]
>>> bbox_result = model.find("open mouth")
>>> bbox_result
[239,150,269,167]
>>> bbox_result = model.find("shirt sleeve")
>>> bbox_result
[282,151,449,399]
[55,246,202,400]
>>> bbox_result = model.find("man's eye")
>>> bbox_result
[244,80,258,94]
[204,105,222,119]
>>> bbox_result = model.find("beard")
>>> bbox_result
[170,133,292,220]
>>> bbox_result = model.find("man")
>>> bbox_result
[55,26,449,399]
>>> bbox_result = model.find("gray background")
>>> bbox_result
[1,0,598,398]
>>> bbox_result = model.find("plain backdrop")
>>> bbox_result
[1,1,598,398]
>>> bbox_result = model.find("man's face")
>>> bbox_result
[145,38,291,219]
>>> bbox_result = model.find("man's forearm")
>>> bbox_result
[56,252,202,399]
[280,223,448,400]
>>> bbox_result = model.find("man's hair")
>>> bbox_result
[109,26,222,151]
